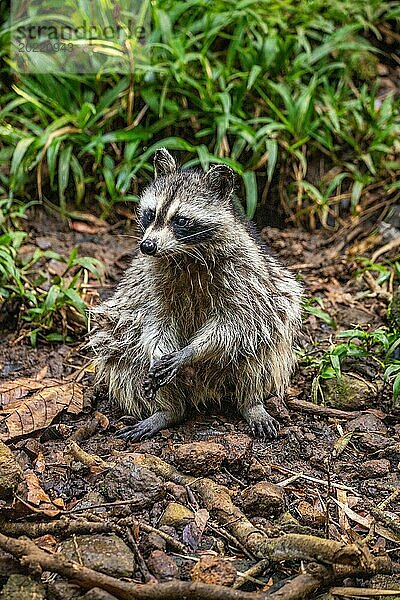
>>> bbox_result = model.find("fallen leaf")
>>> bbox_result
[69,211,109,228]
[35,534,58,553]
[183,508,209,551]
[70,221,100,234]
[23,472,61,517]
[0,378,84,441]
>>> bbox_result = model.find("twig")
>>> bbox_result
[207,522,256,560]
[131,453,383,569]
[330,587,400,597]
[269,463,356,493]
[124,526,157,584]
[119,517,190,555]
[287,398,383,421]
[371,237,400,263]
[66,499,143,513]
[233,559,270,589]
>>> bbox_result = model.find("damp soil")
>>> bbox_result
[0,208,399,599]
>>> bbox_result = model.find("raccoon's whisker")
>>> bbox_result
[182,247,209,270]
[176,226,218,242]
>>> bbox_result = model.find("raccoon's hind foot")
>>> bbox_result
[143,351,185,399]
[242,404,280,439]
[116,410,180,442]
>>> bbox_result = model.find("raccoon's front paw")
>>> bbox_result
[116,411,175,442]
[143,351,182,398]
[242,404,280,440]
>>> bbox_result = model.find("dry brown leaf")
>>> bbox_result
[0,378,83,441]
[0,378,58,408]
[70,221,100,234]
[22,472,61,517]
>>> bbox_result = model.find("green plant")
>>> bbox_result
[309,325,400,405]
[0,0,398,223]
[0,234,102,345]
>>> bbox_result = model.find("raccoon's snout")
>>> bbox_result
[140,239,157,256]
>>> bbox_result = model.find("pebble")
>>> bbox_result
[359,459,391,479]
[296,500,325,527]
[191,555,237,586]
[159,502,195,528]
[242,481,285,517]
[147,550,179,581]
[219,433,253,472]
[358,433,391,453]
[346,413,387,434]
[322,374,374,410]
[140,531,167,555]
[164,482,187,504]
[0,575,45,600]
[60,534,135,578]
[247,458,271,481]
[173,441,226,475]
[101,461,165,506]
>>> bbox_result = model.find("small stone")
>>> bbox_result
[60,534,135,578]
[322,374,375,410]
[0,575,45,600]
[165,482,187,504]
[72,491,107,513]
[358,434,391,453]
[0,442,24,500]
[173,442,227,475]
[219,433,253,473]
[277,512,301,528]
[47,581,81,600]
[346,413,387,434]
[159,502,194,528]
[247,458,271,481]
[101,461,165,507]
[191,555,237,587]
[296,500,325,527]
[359,459,391,479]
[147,550,179,581]
[242,481,285,517]
[141,531,167,555]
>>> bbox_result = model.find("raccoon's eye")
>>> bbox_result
[141,209,155,229]
[174,216,189,227]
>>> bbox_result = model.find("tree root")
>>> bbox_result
[0,450,393,600]
[0,532,268,600]
[131,453,388,570]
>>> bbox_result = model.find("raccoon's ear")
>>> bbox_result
[204,164,235,199]
[153,148,177,178]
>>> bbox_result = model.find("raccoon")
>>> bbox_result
[89,148,302,441]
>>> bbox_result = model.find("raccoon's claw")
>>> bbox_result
[243,405,280,440]
[144,352,182,396]
[116,411,173,442]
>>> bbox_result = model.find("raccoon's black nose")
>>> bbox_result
[140,239,157,255]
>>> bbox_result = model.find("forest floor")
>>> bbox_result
[0,210,399,600]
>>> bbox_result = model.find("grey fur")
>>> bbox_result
[89,149,303,441]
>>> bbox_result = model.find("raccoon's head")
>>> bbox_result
[138,148,236,258]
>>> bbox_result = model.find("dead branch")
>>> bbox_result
[64,440,114,470]
[0,518,114,539]
[131,453,386,570]
[287,399,385,420]
[0,531,269,600]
